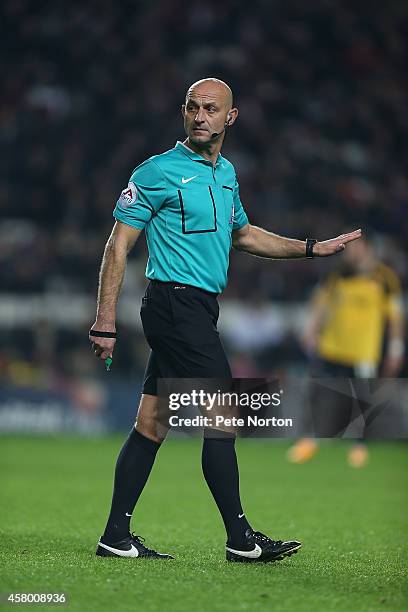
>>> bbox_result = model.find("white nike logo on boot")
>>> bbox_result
[98,541,139,557]
[225,543,262,558]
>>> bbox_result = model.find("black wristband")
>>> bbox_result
[89,330,117,339]
[305,238,317,258]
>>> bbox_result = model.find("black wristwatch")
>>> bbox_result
[305,238,318,258]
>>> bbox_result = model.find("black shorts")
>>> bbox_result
[309,358,372,437]
[140,280,232,396]
[311,357,354,378]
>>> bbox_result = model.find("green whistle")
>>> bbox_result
[105,357,113,372]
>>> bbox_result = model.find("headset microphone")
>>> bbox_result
[211,125,227,139]
[211,114,232,139]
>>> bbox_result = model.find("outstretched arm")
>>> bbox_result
[89,221,142,360]
[232,224,362,258]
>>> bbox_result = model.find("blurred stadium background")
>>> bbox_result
[1,3,407,610]
[0,0,407,432]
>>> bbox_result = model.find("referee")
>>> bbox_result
[90,78,361,562]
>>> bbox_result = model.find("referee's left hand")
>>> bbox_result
[89,322,116,361]
[314,229,362,257]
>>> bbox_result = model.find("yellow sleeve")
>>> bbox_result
[382,266,404,322]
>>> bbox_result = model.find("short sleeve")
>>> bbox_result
[232,177,249,230]
[113,159,167,229]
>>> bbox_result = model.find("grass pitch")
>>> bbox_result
[1,436,407,611]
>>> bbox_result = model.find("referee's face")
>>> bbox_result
[182,81,235,145]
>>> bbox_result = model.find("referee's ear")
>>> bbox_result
[226,107,239,126]
[181,104,186,119]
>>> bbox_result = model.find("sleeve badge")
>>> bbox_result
[118,182,138,207]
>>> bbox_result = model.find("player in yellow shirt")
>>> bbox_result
[288,234,405,467]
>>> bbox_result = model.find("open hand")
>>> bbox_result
[314,229,362,257]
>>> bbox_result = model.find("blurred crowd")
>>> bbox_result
[1,0,407,383]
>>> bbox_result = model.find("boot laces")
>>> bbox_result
[130,533,158,555]
[253,531,282,546]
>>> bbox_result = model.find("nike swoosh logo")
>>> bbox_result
[98,542,139,557]
[225,543,262,559]
[125,513,132,517]
[238,513,245,519]
[181,175,198,184]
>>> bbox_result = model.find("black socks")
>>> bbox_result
[202,434,252,547]
[103,428,161,542]
[103,426,251,548]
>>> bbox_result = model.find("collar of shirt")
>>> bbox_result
[175,141,224,168]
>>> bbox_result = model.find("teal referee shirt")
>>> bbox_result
[113,141,249,293]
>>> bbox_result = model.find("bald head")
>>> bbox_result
[186,78,233,109]
[182,78,238,147]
